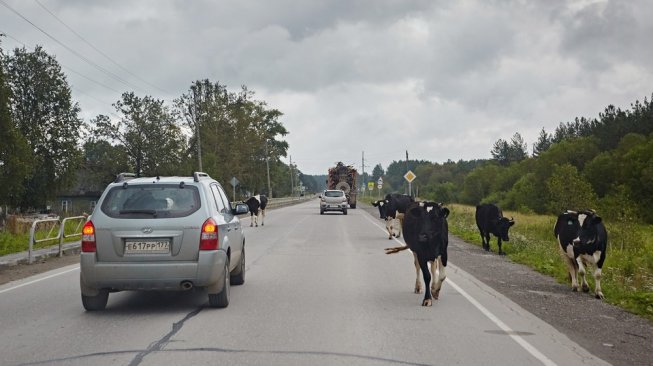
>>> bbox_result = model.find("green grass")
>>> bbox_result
[448,204,653,321]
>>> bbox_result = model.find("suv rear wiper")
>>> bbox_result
[119,209,158,217]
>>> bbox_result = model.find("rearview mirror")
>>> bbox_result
[233,203,249,215]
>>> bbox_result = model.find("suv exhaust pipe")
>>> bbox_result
[180,281,193,290]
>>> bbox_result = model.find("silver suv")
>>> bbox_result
[80,172,249,310]
[320,190,348,215]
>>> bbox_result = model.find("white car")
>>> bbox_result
[320,190,348,215]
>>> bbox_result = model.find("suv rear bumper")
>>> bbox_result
[320,203,348,211]
[80,250,228,294]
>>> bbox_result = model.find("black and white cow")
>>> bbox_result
[380,193,414,239]
[475,203,515,255]
[385,201,450,306]
[554,210,608,299]
[245,194,268,227]
[371,200,387,220]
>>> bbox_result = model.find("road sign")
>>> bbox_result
[230,177,239,187]
[404,170,416,183]
[377,184,382,189]
[368,182,374,190]
[377,177,383,185]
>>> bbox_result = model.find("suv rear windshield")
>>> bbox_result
[101,184,200,219]
[325,191,344,197]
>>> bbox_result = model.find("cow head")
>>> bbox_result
[496,216,515,241]
[407,202,449,243]
[372,200,387,219]
[575,210,603,246]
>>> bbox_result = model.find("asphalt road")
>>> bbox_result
[0,199,648,365]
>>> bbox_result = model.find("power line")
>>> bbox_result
[1,31,122,94]
[0,0,147,94]
[34,0,171,95]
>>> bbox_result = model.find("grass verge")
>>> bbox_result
[447,203,653,321]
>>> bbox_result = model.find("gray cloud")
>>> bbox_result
[1,0,652,174]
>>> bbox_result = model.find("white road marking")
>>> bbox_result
[0,266,79,295]
[362,213,557,366]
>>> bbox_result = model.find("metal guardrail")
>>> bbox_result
[28,216,86,264]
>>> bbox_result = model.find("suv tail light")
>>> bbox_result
[200,218,219,250]
[81,221,96,252]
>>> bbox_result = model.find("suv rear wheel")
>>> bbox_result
[208,258,230,308]
[82,289,109,311]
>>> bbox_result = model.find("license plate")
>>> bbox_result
[125,240,170,254]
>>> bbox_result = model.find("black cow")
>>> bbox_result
[371,200,387,220]
[245,195,268,227]
[554,210,608,299]
[380,193,414,239]
[475,203,514,255]
[385,201,450,306]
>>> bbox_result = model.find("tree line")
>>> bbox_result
[353,93,653,224]
[0,43,299,213]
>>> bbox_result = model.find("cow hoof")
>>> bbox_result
[572,287,578,292]
[414,288,422,294]
[433,289,441,300]
[595,293,604,300]
[483,247,489,252]
[388,237,392,240]
[261,223,264,226]
[582,285,590,293]
[499,251,506,256]
[422,299,432,307]
[250,223,253,227]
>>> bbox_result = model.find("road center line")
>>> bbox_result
[361,213,557,366]
[0,266,79,295]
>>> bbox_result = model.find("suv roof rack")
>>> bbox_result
[193,172,210,182]
[114,172,137,183]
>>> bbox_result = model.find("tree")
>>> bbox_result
[174,81,288,195]
[92,92,187,177]
[532,128,552,157]
[490,138,510,165]
[82,139,131,189]
[5,46,83,209]
[0,44,33,207]
[371,164,384,182]
[546,163,597,214]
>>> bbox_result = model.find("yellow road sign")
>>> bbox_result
[404,170,416,183]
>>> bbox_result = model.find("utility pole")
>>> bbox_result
[289,155,294,198]
[265,139,272,198]
[361,151,369,197]
[405,150,409,196]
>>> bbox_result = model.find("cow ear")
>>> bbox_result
[442,208,450,218]
[509,221,515,226]
[593,215,602,224]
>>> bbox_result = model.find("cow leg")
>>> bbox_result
[413,252,422,294]
[558,244,579,291]
[483,232,490,252]
[261,209,265,226]
[418,258,432,306]
[385,218,393,239]
[396,213,404,238]
[577,258,590,293]
[479,230,487,250]
[249,213,254,227]
[430,257,447,300]
[255,212,260,227]
[593,267,604,299]
[497,238,504,255]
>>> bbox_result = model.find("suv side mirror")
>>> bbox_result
[233,203,249,215]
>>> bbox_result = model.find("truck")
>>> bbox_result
[326,162,358,209]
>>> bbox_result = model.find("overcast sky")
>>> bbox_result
[1,0,652,175]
